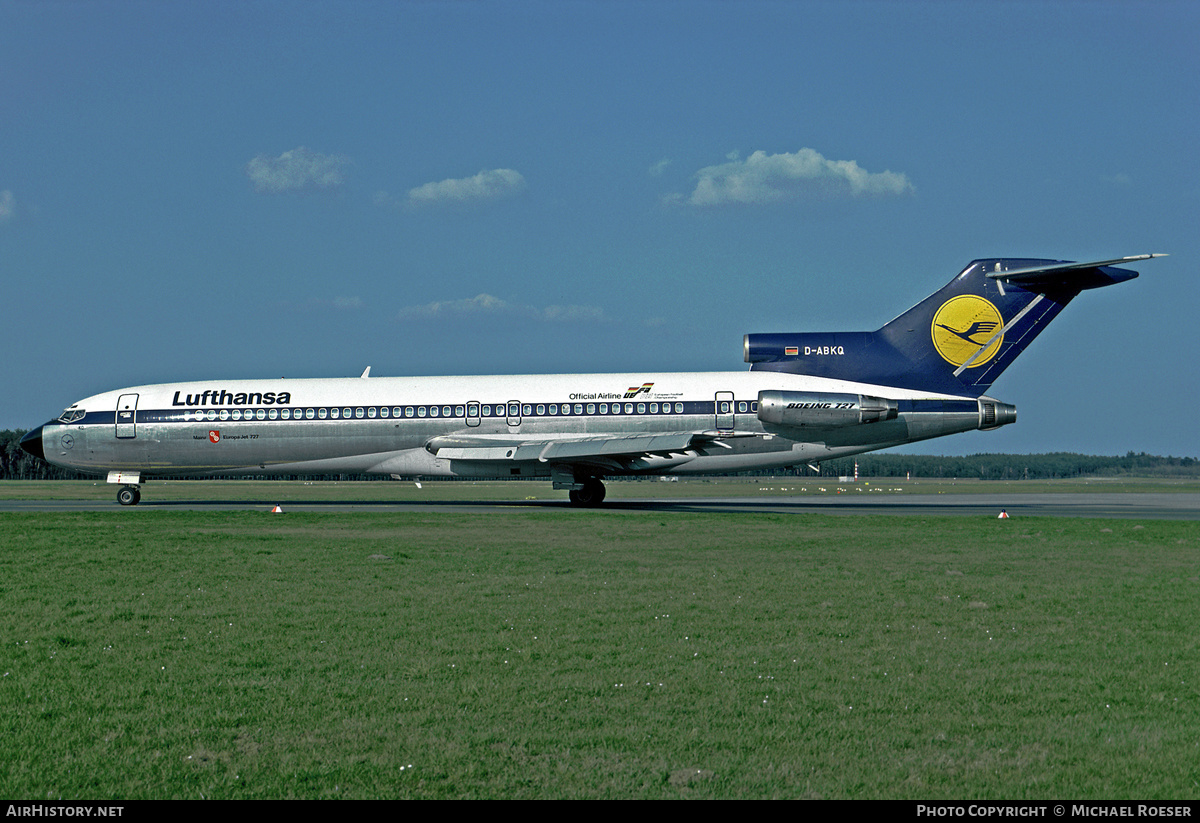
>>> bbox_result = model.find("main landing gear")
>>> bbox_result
[568,478,606,507]
[117,485,141,506]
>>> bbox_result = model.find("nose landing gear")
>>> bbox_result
[117,485,141,506]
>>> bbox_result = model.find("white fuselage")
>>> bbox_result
[34,370,998,481]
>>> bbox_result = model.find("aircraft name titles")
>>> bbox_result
[172,390,293,407]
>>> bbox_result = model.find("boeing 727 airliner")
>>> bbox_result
[20,254,1164,505]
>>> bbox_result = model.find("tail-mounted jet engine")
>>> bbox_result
[757,391,898,428]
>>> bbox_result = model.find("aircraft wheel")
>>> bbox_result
[117,486,141,506]
[568,479,606,507]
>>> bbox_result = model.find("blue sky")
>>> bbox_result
[3,0,1196,457]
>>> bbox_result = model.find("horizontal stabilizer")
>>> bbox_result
[985,254,1166,286]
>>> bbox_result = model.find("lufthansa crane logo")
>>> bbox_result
[930,295,1004,368]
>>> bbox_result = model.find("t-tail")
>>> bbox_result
[745,254,1166,397]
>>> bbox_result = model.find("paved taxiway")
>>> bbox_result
[2,492,1198,519]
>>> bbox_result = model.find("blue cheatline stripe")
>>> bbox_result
[78,399,758,426]
[72,397,976,428]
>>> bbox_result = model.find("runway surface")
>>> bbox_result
[2,492,1199,519]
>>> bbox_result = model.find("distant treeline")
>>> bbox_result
[2,428,1197,482]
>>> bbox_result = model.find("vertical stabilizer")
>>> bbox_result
[747,255,1161,396]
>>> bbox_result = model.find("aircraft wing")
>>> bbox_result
[426,430,757,467]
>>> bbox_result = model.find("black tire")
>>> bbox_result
[117,486,140,506]
[568,479,606,507]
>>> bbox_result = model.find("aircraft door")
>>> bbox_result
[116,394,139,439]
[715,391,735,433]
[506,400,521,427]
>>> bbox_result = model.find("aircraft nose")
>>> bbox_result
[19,425,45,461]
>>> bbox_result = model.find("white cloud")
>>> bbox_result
[245,147,349,194]
[398,293,607,323]
[407,169,526,206]
[0,190,14,222]
[648,158,672,177]
[333,296,363,310]
[679,147,913,206]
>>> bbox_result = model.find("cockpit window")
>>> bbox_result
[58,409,86,423]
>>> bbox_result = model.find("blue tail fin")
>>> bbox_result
[745,255,1163,396]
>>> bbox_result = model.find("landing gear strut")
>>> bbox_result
[117,485,141,506]
[568,478,606,507]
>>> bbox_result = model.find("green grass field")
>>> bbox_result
[1,497,1198,798]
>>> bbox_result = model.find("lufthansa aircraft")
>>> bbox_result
[20,254,1164,506]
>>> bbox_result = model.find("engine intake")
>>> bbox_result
[757,390,898,428]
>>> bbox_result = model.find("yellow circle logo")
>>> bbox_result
[931,295,1004,368]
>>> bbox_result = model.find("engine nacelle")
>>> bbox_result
[757,390,898,428]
